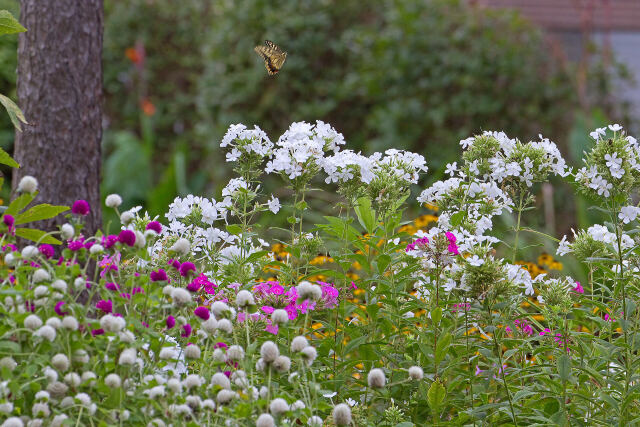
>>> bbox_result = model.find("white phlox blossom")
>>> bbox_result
[220,124,273,162]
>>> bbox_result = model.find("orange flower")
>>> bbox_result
[125,47,142,64]
[141,98,156,116]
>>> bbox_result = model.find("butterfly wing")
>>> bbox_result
[254,41,287,75]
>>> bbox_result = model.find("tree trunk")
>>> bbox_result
[12,0,103,236]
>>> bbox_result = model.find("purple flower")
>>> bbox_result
[96,299,113,313]
[150,269,168,282]
[71,200,90,216]
[181,323,192,338]
[573,281,584,294]
[68,240,84,251]
[186,281,201,292]
[54,301,68,316]
[168,259,181,270]
[179,262,196,277]
[39,244,55,259]
[166,315,176,329]
[146,221,162,234]
[102,234,118,249]
[447,242,459,255]
[105,282,120,291]
[445,231,456,243]
[91,328,104,336]
[194,306,210,320]
[2,214,14,231]
[118,230,136,247]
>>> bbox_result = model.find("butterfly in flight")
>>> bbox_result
[254,40,287,75]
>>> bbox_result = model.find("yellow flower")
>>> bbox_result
[548,261,563,271]
[537,253,553,266]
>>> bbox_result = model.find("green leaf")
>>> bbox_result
[15,228,62,245]
[450,211,465,227]
[225,224,242,235]
[0,10,26,35]
[427,380,446,411]
[0,146,18,168]
[556,354,570,381]
[15,204,69,225]
[0,340,20,353]
[435,333,452,365]
[0,94,27,131]
[431,307,442,327]
[377,254,391,274]
[354,196,376,234]
[5,192,35,215]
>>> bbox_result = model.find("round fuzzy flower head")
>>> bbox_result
[260,341,280,363]
[194,306,210,321]
[256,413,275,427]
[118,230,136,247]
[333,403,352,426]
[146,220,162,234]
[179,262,196,277]
[269,398,289,416]
[105,193,122,208]
[71,199,90,216]
[150,269,168,282]
[18,175,38,193]
[408,366,424,380]
[367,368,386,388]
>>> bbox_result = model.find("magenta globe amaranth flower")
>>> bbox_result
[150,269,168,282]
[96,299,113,313]
[166,315,176,329]
[181,323,192,338]
[194,306,210,321]
[2,214,14,231]
[146,221,162,234]
[179,262,196,277]
[118,230,136,247]
[39,244,55,259]
[54,301,68,316]
[71,199,90,216]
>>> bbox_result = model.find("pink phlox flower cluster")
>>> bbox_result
[451,302,470,313]
[317,281,339,308]
[573,281,584,294]
[406,237,429,252]
[505,318,533,336]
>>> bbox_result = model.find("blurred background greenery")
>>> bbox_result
[0,0,636,273]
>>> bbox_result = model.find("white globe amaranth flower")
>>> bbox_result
[169,237,190,255]
[89,244,104,255]
[32,269,51,283]
[170,288,191,305]
[216,318,233,334]
[0,402,13,413]
[18,175,38,193]
[260,341,279,363]
[118,348,137,366]
[0,357,17,371]
[73,276,86,290]
[184,344,201,359]
[408,366,424,380]
[65,373,82,387]
[167,378,182,394]
[185,395,201,409]
[212,348,226,363]
[73,349,90,364]
[308,416,323,426]
[271,309,288,324]
[104,373,122,388]
[159,347,179,360]
[226,345,245,361]
[43,367,58,382]
[100,314,126,333]
[51,279,67,293]
[211,301,230,318]
[235,290,255,308]
[105,194,123,208]
[291,336,309,352]
[333,403,352,426]
[51,415,68,427]
[32,401,50,417]
[145,385,166,399]
[269,397,289,415]
[211,372,231,390]
[1,417,24,427]
[216,389,235,405]
[51,354,70,372]
[273,355,291,373]
[47,381,68,398]
[60,224,75,240]
[4,253,15,266]
[119,330,135,344]
[301,346,317,366]
[33,285,48,298]
[21,245,39,259]
[81,371,97,384]
[24,314,43,330]
[35,325,56,342]
[202,399,215,410]
[201,317,218,333]
[134,231,146,248]
[296,281,322,302]
[367,368,386,388]
[120,210,135,225]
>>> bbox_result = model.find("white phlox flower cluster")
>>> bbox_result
[220,124,273,162]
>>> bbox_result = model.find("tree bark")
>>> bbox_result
[12,0,103,236]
